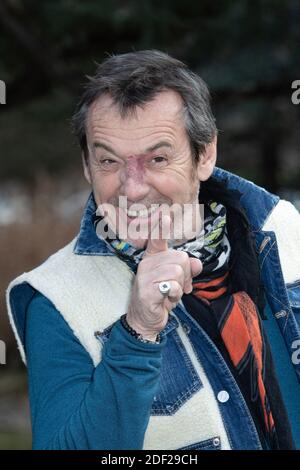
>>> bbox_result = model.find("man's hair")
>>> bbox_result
[72,50,217,162]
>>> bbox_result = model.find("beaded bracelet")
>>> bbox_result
[120,314,161,344]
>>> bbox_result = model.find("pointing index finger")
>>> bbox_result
[145,213,172,256]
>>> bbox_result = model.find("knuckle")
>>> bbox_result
[178,251,189,264]
[172,280,183,298]
[173,264,184,279]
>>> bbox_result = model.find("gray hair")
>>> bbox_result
[72,50,217,162]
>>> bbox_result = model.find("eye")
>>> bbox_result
[151,155,168,164]
[99,158,118,168]
[96,158,120,173]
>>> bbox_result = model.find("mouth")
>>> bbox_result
[125,205,159,220]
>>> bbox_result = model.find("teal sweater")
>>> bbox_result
[25,292,166,450]
[262,303,300,448]
[25,292,300,449]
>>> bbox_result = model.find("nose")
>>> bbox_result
[120,174,150,202]
[119,160,150,201]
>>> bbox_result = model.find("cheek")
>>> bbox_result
[159,165,191,188]
[156,167,198,202]
[150,174,181,201]
[91,172,121,204]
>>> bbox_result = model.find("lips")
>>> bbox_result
[125,205,159,219]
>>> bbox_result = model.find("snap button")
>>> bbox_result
[182,323,191,335]
[213,437,220,447]
[217,390,229,403]
[275,310,287,319]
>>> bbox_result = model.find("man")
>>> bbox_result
[6,50,300,450]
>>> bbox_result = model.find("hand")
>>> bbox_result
[126,214,203,341]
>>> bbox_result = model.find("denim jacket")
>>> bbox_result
[7,167,300,450]
[72,166,300,449]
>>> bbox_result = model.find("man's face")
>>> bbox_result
[84,90,216,248]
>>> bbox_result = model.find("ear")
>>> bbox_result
[82,152,92,185]
[196,135,217,181]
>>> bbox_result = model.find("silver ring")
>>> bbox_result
[158,281,171,297]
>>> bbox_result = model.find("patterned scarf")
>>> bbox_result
[94,196,293,449]
[193,283,276,444]
[93,201,231,275]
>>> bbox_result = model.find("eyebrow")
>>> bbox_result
[146,141,173,152]
[93,140,173,156]
[93,142,119,156]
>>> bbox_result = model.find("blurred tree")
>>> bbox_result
[0,0,299,191]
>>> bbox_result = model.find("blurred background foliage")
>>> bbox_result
[0,0,300,189]
[0,0,299,449]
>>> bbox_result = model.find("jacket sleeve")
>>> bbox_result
[263,199,300,285]
[25,291,166,450]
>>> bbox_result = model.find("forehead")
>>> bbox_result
[86,90,186,141]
